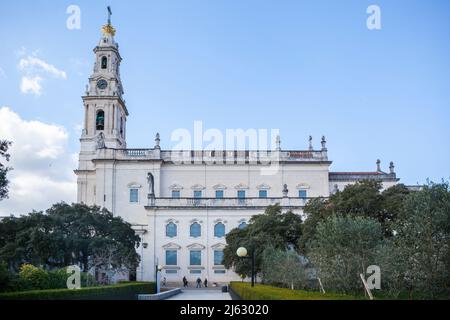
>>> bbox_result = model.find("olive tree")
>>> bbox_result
[307,215,384,294]
[261,246,307,290]
[382,182,450,298]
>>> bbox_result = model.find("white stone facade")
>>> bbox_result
[75,23,399,284]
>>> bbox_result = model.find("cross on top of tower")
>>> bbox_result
[102,6,116,36]
[107,6,112,25]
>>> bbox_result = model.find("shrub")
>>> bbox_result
[18,264,50,290]
[0,282,155,300]
[81,271,98,287]
[47,268,69,289]
[229,282,359,300]
[47,268,98,289]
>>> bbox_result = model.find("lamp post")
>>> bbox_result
[236,247,255,287]
[141,242,147,281]
[155,261,162,293]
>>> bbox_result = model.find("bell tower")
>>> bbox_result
[80,6,128,151]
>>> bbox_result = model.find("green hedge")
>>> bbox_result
[229,282,361,300]
[0,282,155,300]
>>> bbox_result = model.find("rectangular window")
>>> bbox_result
[299,190,307,199]
[259,190,268,198]
[214,250,224,265]
[194,190,202,198]
[129,188,138,203]
[165,269,177,274]
[215,190,224,199]
[237,190,245,199]
[190,250,201,266]
[214,270,226,274]
[190,270,201,274]
[165,250,177,266]
[193,190,202,205]
[172,190,180,199]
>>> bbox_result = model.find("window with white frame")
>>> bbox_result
[237,190,246,199]
[190,250,201,265]
[165,250,177,265]
[298,190,307,199]
[129,188,139,203]
[238,221,248,229]
[166,222,177,238]
[214,222,225,238]
[172,190,180,198]
[214,250,224,265]
[190,222,201,238]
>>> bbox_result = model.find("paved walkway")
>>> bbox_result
[166,288,231,300]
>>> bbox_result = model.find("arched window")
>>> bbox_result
[166,222,177,238]
[190,222,201,238]
[214,222,225,238]
[238,222,247,230]
[96,110,105,130]
[101,56,107,69]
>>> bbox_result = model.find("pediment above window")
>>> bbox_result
[256,183,271,190]
[162,242,181,250]
[189,218,203,224]
[213,218,227,224]
[127,182,142,188]
[211,243,226,250]
[234,183,249,190]
[191,184,205,191]
[187,243,206,250]
[212,184,227,190]
[165,218,179,224]
[296,183,310,189]
[168,184,183,190]
[92,75,107,81]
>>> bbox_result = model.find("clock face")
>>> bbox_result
[97,79,108,90]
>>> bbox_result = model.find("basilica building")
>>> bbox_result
[75,18,399,284]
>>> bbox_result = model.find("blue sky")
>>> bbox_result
[0,0,449,214]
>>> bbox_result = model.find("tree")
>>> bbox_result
[223,204,303,278]
[0,203,141,275]
[300,181,410,252]
[307,215,384,294]
[379,184,411,235]
[381,181,450,298]
[0,140,12,201]
[261,246,307,290]
[298,197,331,252]
[92,243,138,285]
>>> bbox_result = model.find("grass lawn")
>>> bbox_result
[229,282,363,300]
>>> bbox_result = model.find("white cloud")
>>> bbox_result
[0,107,77,216]
[0,67,6,78]
[20,76,43,96]
[19,56,67,79]
[17,52,67,97]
